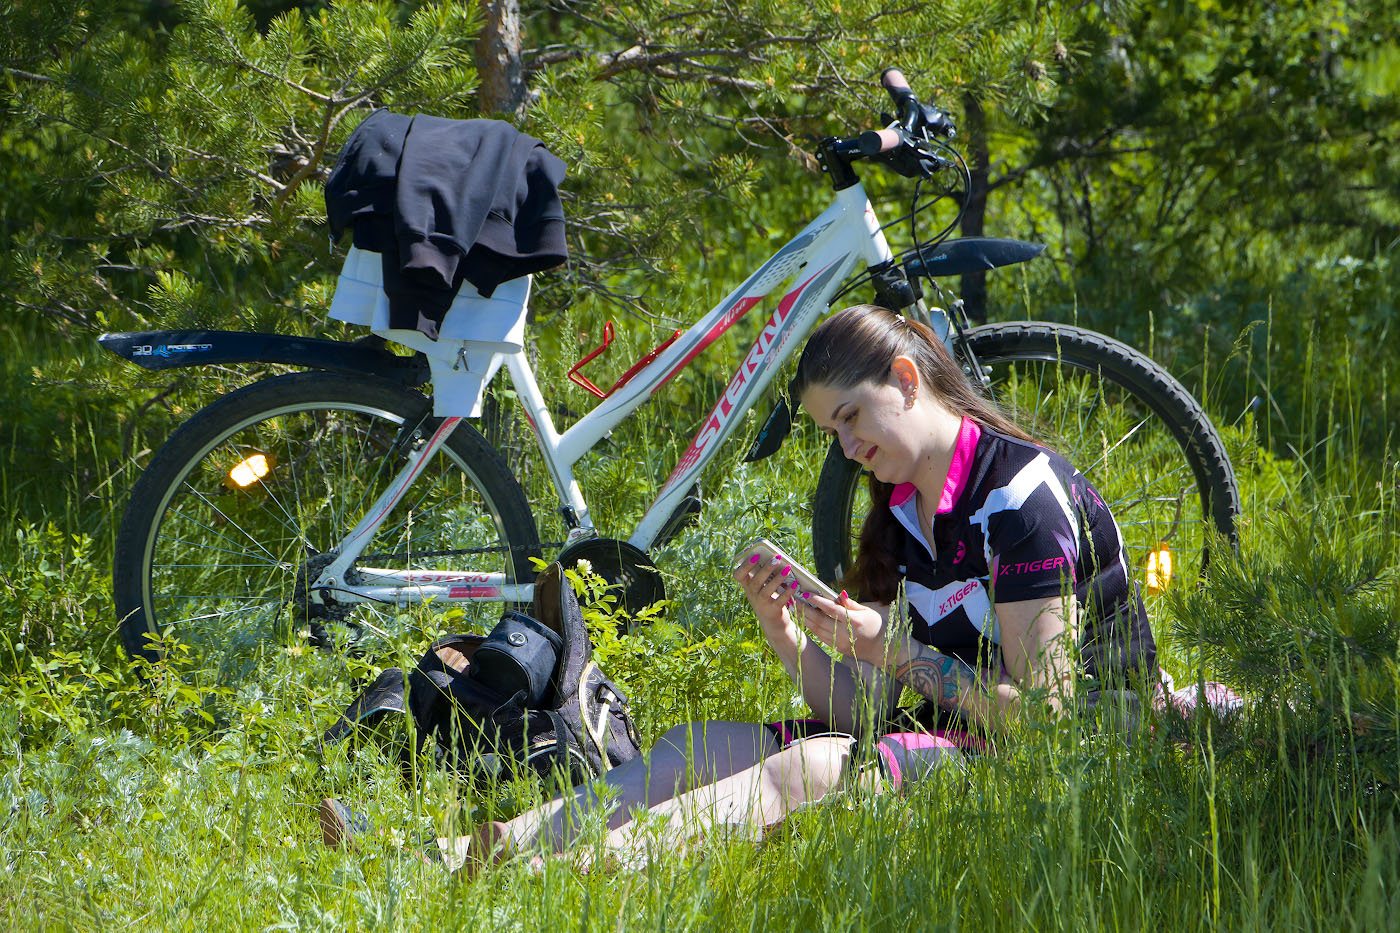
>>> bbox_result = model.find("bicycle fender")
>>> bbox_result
[97,330,429,385]
[904,237,1044,278]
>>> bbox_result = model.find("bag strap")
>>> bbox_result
[322,667,406,747]
[524,709,598,781]
[574,660,617,770]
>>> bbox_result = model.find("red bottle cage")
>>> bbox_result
[567,321,682,399]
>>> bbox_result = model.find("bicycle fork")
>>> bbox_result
[907,296,991,391]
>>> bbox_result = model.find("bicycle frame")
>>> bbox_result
[321,181,902,608]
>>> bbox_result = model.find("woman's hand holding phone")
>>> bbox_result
[730,538,903,667]
[731,551,808,657]
[798,590,907,671]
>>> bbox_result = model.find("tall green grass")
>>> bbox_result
[1,307,1397,929]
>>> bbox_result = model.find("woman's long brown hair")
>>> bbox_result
[793,305,1031,604]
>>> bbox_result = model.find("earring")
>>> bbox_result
[905,390,917,409]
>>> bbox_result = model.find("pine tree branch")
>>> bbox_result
[611,58,822,95]
[195,18,334,103]
[2,66,55,84]
[150,214,272,232]
[272,101,335,209]
[15,297,95,331]
[26,108,203,200]
[167,145,284,191]
[121,378,188,463]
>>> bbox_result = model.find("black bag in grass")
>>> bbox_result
[323,563,643,785]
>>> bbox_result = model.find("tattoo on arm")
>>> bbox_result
[893,651,979,705]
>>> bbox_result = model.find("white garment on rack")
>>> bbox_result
[328,246,530,417]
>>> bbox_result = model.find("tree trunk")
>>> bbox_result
[959,92,990,324]
[475,0,527,118]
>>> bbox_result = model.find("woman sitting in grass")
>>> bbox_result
[322,303,1158,871]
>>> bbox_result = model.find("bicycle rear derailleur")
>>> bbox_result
[293,550,360,649]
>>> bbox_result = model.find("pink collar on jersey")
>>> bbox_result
[888,416,982,515]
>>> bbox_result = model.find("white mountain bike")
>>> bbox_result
[102,69,1240,680]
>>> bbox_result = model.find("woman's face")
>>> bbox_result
[802,366,927,485]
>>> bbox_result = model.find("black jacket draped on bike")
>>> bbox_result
[324,109,569,339]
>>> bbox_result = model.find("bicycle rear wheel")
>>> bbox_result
[811,321,1239,594]
[114,371,541,682]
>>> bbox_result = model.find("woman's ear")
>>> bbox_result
[890,355,919,396]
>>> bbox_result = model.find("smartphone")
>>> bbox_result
[732,537,841,607]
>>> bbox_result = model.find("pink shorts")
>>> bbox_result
[763,719,982,790]
[872,731,981,789]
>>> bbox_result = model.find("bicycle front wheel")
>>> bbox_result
[114,371,541,681]
[811,321,1240,594]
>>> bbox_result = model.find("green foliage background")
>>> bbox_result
[1,0,1398,928]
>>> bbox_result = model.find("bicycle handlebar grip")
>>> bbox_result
[858,128,903,156]
[881,68,915,106]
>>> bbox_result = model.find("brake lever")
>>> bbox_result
[858,122,953,178]
[884,143,935,179]
[914,139,953,173]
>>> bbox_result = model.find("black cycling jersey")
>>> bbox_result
[891,417,1156,681]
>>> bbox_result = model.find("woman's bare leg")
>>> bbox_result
[590,734,860,863]
[439,720,779,869]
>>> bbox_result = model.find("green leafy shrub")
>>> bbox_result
[0,522,111,664]
[559,560,796,745]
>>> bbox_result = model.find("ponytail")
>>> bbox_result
[848,477,902,604]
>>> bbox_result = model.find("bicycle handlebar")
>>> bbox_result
[881,68,915,110]
[818,68,959,184]
[858,128,903,156]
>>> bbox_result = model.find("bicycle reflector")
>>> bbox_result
[1144,543,1173,594]
[225,452,272,489]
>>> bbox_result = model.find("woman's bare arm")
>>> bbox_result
[775,602,898,734]
[890,594,1077,729]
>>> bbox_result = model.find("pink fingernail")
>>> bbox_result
[749,554,759,564]
[839,590,848,600]
[801,591,810,599]
[780,566,790,577]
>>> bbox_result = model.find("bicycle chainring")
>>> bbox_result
[556,538,665,632]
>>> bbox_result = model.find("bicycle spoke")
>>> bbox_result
[156,604,284,627]
[164,491,286,565]
[216,426,314,548]
[150,530,294,566]
[1030,360,1049,430]
[374,479,481,557]
[1081,417,1152,474]
[120,376,537,683]
[153,593,282,604]
[149,562,292,571]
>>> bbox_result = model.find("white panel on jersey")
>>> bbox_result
[967,452,1078,542]
[906,578,999,644]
